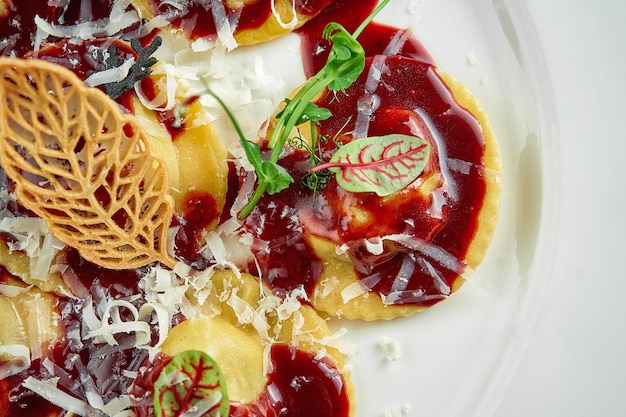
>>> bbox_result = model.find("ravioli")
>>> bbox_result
[130,269,355,415]
[236,54,501,320]
[133,0,333,47]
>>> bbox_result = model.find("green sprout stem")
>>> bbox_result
[215,0,391,219]
[238,64,355,219]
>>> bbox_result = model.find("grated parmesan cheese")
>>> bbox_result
[0,216,65,281]
[34,10,140,40]
[378,337,402,361]
[211,0,239,51]
[384,404,413,417]
[0,345,31,379]
[22,377,91,416]
[84,56,135,87]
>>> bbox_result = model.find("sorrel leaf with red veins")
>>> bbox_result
[311,134,431,196]
[153,350,229,417]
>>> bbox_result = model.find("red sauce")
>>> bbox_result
[241,52,487,305]
[295,0,434,76]
[150,0,332,41]
[183,191,220,231]
[0,2,52,57]
[0,0,126,58]
[173,191,220,264]
[231,345,350,417]
[130,344,350,417]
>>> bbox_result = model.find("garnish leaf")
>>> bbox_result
[195,0,391,218]
[311,134,431,196]
[322,22,365,91]
[0,57,177,270]
[260,161,294,194]
[201,86,295,196]
[153,350,229,417]
[277,99,332,124]
[92,36,162,100]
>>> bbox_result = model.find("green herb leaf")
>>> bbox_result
[200,86,295,196]
[322,23,366,91]
[153,350,229,417]
[311,134,431,196]
[199,0,391,218]
[260,161,294,194]
[277,99,332,124]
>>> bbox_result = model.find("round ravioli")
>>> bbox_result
[133,0,333,47]
[0,262,355,417]
[238,55,502,320]
[130,269,356,417]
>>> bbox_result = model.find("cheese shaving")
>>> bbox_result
[353,54,388,139]
[270,0,299,30]
[0,344,31,379]
[34,10,140,40]
[0,216,65,280]
[203,230,242,274]
[134,62,179,111]
[226,288,271,339]
[382,28,413,56]
[84,300,151,346]
[382,234,465,275]
[384,404,413,417]
[0,283,28,297]
[364,237,384,255]
[84,56,136,87]
[303,326,358,357]
[378,337,402,361]
[22,377,91,416]
[211,0,239,51]
[341,280,369,303]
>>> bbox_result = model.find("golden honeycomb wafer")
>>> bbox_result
[0,58,177,270]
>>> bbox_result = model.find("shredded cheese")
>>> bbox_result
[0,345,31,379]
[211,0,239,51]
[34,10,140,40]
[22,377,91,416]
[270,0,299,30]
[84,56,135,87]
[0,216,65,280]
[378,337,402,361]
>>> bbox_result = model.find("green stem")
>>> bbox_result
[238,181,268,219]
[267,71,326,150]
[353,0,390,38]
[238,60,361,218]
[236,0,390,219]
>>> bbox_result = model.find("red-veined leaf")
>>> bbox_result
[312,134,430,196]
[153,350,229,417]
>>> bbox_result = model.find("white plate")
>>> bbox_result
[325,1,560,416]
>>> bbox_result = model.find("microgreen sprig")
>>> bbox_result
[232,0,390,218]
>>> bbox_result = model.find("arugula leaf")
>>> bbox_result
[153,350,229,417]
